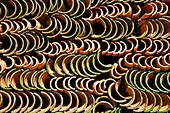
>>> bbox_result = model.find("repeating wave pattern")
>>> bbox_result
[0,0,169,112]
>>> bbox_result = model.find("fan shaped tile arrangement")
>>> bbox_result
[0,0,170,112]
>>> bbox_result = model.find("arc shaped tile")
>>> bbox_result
[0,91,12,112]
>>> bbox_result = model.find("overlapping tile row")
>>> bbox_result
[50,77,116,94]
[125,69,170,93]
[134,17,170,38]
[0,90,96,112]
[0,0,170,113]
[1,16,170,40]
[82,1,168,20]
[0,79,169,112]
[0,0,89,21]
[46,50,112,77]
[0,0,162,22]
[110,52,170,79]
[0,31,49,56]
[0,53,46,71]
[0,16,134,39]
[99,37,170,56]
[0,68,115,93]
[123,53,170,72]
[0,68,50,91]
[1,36,170,57]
